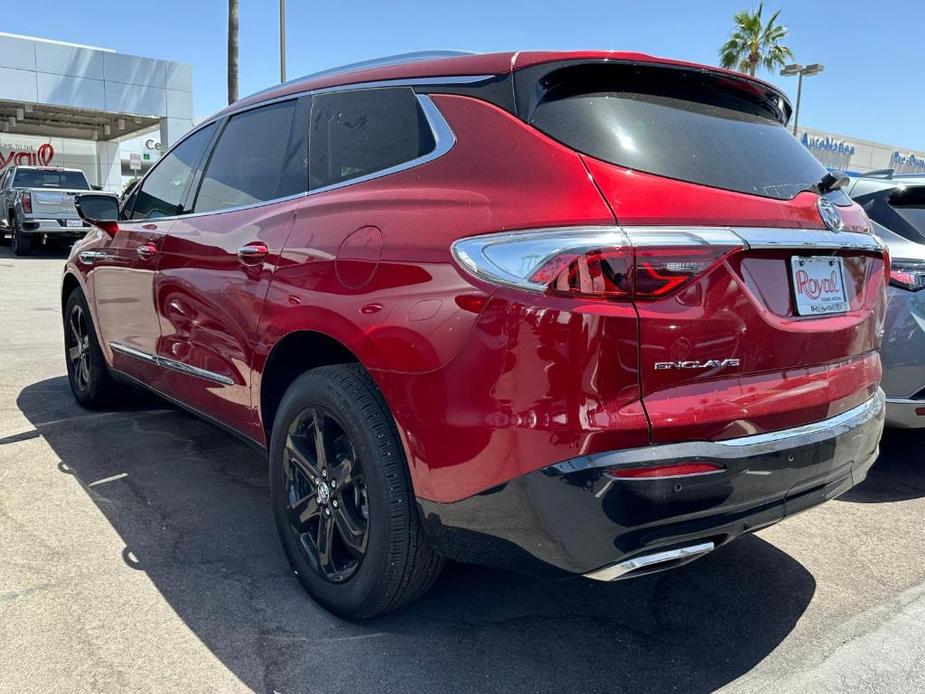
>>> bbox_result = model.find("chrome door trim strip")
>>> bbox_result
[109,341,157,364]
[109,342,235,386]
[157,355,236,386]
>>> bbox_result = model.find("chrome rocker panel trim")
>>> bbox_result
[109,342,234,386]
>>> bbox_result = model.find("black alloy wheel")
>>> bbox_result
[282,407,370,583]
[63,287,128,408]
[66,302,92,393]
[269,365,444,619]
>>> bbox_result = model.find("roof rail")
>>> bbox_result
[298,50,478,83]
[862,168,895,179]
[243,50,478,102]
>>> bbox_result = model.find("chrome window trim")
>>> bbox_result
[126,91,458,224]
[177,74,490,145]
[110,342,235,386]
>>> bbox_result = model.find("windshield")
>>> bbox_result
[13,169,90,190]
[526,63,827,200]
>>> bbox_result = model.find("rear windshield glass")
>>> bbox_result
[526,64,827,200]
[889,188,925,239]
[854,185,925,244]
[13,169,90,189]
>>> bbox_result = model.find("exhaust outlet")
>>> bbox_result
[584,541,715,582]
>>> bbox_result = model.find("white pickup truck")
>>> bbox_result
[0,166,113,256]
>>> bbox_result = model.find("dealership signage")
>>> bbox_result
[890,151,925,174]
[801,134,856,158]
[0,143,55,170]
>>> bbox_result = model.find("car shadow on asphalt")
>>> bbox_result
[838,428,925,504]
[17,376,816,694]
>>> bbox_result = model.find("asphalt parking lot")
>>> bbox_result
[1,244,924,694]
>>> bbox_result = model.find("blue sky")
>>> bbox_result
[8,1,924,148]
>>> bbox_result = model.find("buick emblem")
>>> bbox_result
[817,197,845,232]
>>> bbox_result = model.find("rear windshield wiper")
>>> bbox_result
[805,170,850,195]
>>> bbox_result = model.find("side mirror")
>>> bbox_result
[75,193,120,235]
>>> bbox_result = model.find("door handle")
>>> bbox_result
[136,242,158,261]
[237,242,269,264]
[78,250,111,264]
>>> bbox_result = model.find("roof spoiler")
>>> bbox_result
[862,168,895,179]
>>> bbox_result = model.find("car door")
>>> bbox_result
[91,123,217,385]
[153,97,308,440]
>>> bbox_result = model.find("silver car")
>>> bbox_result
[849,172,925,427]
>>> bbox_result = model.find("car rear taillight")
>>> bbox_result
[21,192,32,214]
[889,262,925,292]
[605,461,725,479]
[452,227,742,301]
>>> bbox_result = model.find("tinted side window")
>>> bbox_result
[193,100,304,213]
[309,88,435,190]
[132,123,216,219]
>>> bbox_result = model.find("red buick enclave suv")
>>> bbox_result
[63,50,887,618]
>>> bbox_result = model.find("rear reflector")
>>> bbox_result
[916,407,925,417]
[606,462,724,479]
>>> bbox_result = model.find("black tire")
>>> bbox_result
[64,287,128,408]
[11,216,32,256]
[269,364,444,619]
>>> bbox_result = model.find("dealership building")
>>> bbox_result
[796,126,925,175]
[0,33,192,194]
[1,33,923,193]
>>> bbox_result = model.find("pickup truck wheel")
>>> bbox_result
[11,216,32,256]
[64,288,127,408]
[269,365,444,619]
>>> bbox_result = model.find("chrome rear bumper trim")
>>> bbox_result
[555,390,885,471]
[585,542,715,582]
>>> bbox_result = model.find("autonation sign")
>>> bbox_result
[801,134,856,157]
[801,133,855,169]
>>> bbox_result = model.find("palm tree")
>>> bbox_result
[227,0,239,104]
[719,3,794,76]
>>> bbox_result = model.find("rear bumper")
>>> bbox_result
[20,218,89,235]
[419,390,885,577]
[886,398,925,428]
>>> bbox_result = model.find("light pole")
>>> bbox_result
[780,63,824,137]
[279,0,287,83]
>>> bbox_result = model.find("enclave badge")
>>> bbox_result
[655,358,741,371]
[817,197,845,232]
